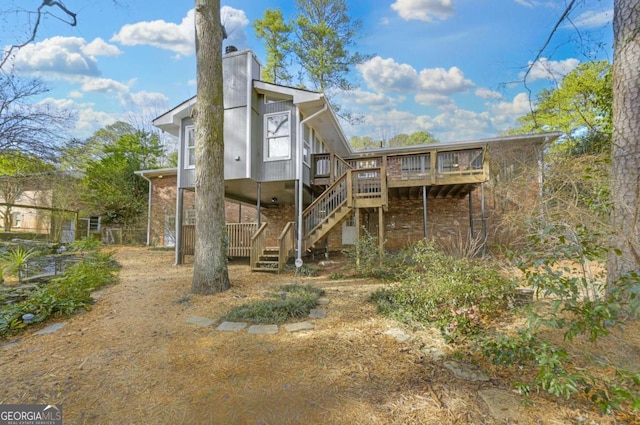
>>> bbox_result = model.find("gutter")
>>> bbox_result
[296,103,328,265]
[135,171,153,246]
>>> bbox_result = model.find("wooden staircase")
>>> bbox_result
[305,203,353,248]
[252,246,280,271]
[250,166,387,272]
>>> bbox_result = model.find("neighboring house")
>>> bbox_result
[146,48,561,271]
[0,172,79,242]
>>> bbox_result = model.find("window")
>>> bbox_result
[12,212,21,228]
[264,112,290,160]
[185,125,196,169]
[303,125,312,166]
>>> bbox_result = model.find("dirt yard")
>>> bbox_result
[0,247,637,424]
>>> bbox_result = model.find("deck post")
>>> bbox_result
[481,182,487,256]
[378,207,384,259]
[355,208,360,267]
[422,186,428,238]
[256,182,261,227]
[469,190,474,237]
[175,188,184,265]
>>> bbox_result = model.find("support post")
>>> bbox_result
[354,208,360,267]
[469,190,474,237]
[422,186,428,238]
[481,182,487,256]
[378,207,384,259]
[256,182,261,227]
[175,188,184,265]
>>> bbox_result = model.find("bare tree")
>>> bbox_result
[191,0,230,294]
[0,74,74,159]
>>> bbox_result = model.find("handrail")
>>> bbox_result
[303,171,349,236]
[250,223,268,269]
[277,221,295,272]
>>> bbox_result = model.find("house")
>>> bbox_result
[0,172,80,242]
[143,48,561,271]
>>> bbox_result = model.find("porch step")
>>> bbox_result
[252,247,281,272]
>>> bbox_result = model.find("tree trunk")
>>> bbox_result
[608,0,640,285]
[191,0,230,294]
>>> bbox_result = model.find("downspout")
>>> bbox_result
[296,103,328,265]
[139,172,153,246]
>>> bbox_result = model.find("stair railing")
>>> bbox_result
[250,223,268,269]
[277,221,295,272]
[303,171,351,237]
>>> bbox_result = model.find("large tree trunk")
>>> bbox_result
[191,0,230,294]
[608,0,640,285]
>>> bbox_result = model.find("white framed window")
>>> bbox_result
[303,125,311,166]
[264,111,291,160]
[185,125,196,169]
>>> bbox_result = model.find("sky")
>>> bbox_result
[1,0,613,145]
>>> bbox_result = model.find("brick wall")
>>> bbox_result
[148,174,260,246]
[321,195,485,253]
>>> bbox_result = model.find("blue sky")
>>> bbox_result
[2,0,613,144]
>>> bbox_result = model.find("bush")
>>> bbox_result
[224,284,325,324]
[342,230,400,280]
[371,240,514,341]
[0,251,119,339]
[481,223,640,415]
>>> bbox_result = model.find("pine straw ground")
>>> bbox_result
[0,247,638,424]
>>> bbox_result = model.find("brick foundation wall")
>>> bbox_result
[321,188,498,253]
[148,175,260,246]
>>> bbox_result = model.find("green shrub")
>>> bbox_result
[1,246,39,280]
[370,239,513,341]
[343,230,400,280]
[481,223,640,414]
[0,251,119,339]
[224,284,324,324]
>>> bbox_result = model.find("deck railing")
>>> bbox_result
[226,223,258,257]
[312,147,486,186]
[182,222,259,261]
[312,153,352,184]
[278,221,295,272]
[249,223,268,269]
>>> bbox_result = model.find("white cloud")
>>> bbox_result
[83,38,122,57]
[38,97,120,138]
[358,56,474,98]
[81,77,130,95]
[11,36,120,77]
[336,88,398,110]
[391,0,455,22]
[418,66,474,94]
[221,6,250,46]
[358,56,418,93]
[425,108,492,141]
[475,88,503,100]
[111,9,195,56]
[110,6,250,56]
[414,93,454,107]
[489,92,533,131]
[570,9,612,29]
[522,57,580,83]
[513,1,556,8]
